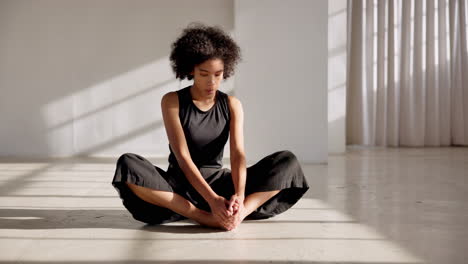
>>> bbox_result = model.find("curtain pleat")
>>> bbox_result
[347,0,468,146]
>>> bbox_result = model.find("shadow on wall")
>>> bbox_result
[0,0,234,158]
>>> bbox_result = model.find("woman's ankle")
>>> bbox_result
[191,207,208,223]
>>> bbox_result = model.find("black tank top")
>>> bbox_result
[167,85,230,169]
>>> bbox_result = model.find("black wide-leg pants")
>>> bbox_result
[111,150,310,225]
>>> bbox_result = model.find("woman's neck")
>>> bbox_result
[190,84,216,102]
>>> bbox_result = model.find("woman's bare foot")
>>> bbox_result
[231,203,250,228]
[195,204,251,231]
[213,202,249,231]
[194,209,225,229]
[194,209,241,231]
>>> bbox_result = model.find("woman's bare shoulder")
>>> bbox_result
[227,95,242,109]
[161,91,179,108]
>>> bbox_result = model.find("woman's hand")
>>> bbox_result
[207,194,246,231]
[208,195,232,224]
[227,193,245,215]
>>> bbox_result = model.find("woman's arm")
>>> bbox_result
[228,96,246,197]
[161,92,218,204]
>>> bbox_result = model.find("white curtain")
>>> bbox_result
[346,0,468,146]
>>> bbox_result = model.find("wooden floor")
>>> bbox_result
[0,146,467,263]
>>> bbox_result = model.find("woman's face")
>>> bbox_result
[190,58,224,97]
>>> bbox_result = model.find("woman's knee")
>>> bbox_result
[275,150,298,162]
[271,150,301,173]
[117,153,147,171]
[117,152,136,164]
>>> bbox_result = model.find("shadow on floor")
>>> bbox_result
[0,208,357,234]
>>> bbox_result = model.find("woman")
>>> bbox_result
[111,22,309,231]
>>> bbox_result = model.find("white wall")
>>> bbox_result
[0,0,332,163]
[328,0,348,154]
[0,0,234,158]
[234,0,328,163]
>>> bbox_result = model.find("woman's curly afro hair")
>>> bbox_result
[169,22,242,81]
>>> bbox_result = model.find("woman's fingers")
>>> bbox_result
[229,196,240,213]
[218,210,229,220]
[225,200,234,215]
[216,199,230,218]
[219,195,243,220]
[226,198,233,207]
[223,206,231,217]
[231,200,239,215]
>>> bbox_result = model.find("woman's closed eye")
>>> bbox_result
[201,74,221,77]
